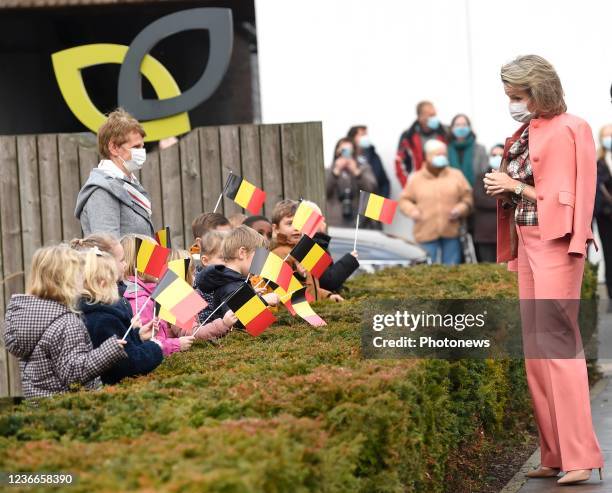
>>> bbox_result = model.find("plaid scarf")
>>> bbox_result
[506,127,538,225]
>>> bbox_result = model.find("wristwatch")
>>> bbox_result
[514,182,526,197]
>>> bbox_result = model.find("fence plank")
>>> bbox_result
[140,150,163,234]
[198,127,223,218]
[281,123,326,214]
[259,124,284,218]
[219,125,242,218]
[0,143,6,396]
[179,131,203,248]
[240,125,263,217]
[78,146,99,189]
[159,143,184,249]
[17,135,42,283]
[0,136,24,398]
[58,134,83,241]
[37,135,63,246]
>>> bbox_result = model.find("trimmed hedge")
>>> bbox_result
[0,264,598,492]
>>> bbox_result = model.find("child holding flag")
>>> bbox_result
[4,246,127,399]
[78,248,163,384]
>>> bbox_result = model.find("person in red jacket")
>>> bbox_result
[394,100,448,187]
[484,54,603,486]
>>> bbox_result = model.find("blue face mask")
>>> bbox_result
[431,155,449,168]
[603,136,612,151]
[426,116,440,130]
[452,126,470,139]
[358,135,372,149]
[489,155,502,170]
[340,147,353,158]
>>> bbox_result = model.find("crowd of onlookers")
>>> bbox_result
[326,101,612,281]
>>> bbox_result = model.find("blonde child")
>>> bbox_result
[4,246,126,399]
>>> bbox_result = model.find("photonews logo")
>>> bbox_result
[51,8,233,142]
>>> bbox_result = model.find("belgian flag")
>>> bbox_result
[168,257,191,281]
[358,191,398,225]
[290,235,332,279]
[224,173,266,215]
[226,283,277,336]
[292,201,323,238]
[151,269,207,325]
[155,301,195,331]
[155,227,171,248]
[136,237,171,279]
[288,287,326,327]
[249,248,296,291]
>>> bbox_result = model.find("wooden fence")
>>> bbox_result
[0,121,326,398]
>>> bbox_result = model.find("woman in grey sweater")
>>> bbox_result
[75,108,155,238]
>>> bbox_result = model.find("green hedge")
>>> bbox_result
[0,264,599,493]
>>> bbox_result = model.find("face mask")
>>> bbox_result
[122,147,147,172]
[427,116,440,130]
[509,102,534,123]
[358,135,372,149]
[340,147,353,158]
[452,126,470,139]
[489,155,502,170]
[603,136,612,151]
[431,155,449,168]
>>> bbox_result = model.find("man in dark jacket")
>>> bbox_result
[80,299,163,385]
[395,100,448,187]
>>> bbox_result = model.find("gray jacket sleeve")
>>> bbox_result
[83,188,122,238]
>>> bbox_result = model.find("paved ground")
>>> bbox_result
[503,287,612,492]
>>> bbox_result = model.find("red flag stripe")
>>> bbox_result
[170,291,208,325]
[145,246,170,278]
[302,212,322,237]
[245,309,277,336]
[246,188,267,215]
[310,253,333,279]
[379,199,398,225]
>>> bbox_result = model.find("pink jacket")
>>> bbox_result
[496,113,597,271]
[123,277,231,353]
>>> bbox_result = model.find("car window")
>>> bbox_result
[328,238,408,261]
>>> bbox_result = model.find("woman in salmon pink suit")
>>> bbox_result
[483,54,604,486]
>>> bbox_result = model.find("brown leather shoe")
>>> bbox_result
[525,466,561,478]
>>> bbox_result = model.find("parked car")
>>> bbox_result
[327,226,429,276]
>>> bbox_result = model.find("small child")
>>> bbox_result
[194,231,225,323]
[243,215,273,242]
[121,234,194,356]
[78,248,163,385]
[4,246,127,399]
[190,212,232,256]
[196,225,278,321]
[168,248,237,341]
[271,200,341,302]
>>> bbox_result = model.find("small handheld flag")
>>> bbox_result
[249,248,297,292]
[225,283,277,336]
[168,257,191,282]
[223,173,267,215]
[155,227,171,249]
[292,201,324,238]
[290,235,332,279]
[151,269,207,325]
[358,191,398,225]
[286,287,326,327]
[136,238,171,279]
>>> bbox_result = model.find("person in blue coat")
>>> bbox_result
[78,248,163,385]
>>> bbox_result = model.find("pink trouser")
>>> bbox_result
[516,224,603,471]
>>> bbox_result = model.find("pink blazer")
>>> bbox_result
[496,113,597,271]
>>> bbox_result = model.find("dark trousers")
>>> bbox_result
[475,242,497,263]
[596,214,612,298]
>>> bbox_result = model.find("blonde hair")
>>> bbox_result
[169,248,195,286]
[98,108,146,159]
[500,55,567,118]
[70,233,118,254]
[200,230,225,257]
[27,245,83,312]
[81,250,119,305]
[120,234,158,282]
[598,124,612,160]
[222,225,268,261]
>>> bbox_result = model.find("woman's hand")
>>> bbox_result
[410,208,423,221]
[333,158,348,176]
[449,206,462,221]
[483,171,518,196]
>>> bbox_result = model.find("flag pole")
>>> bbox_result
[213,171,233,213]
[192,281,245,338]
[121,295,152,340]
[353,213,360,252]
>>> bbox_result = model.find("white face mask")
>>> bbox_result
[509,101,534,123]
[121,147,147,172]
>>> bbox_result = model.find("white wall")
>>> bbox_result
[255,0,612,271]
